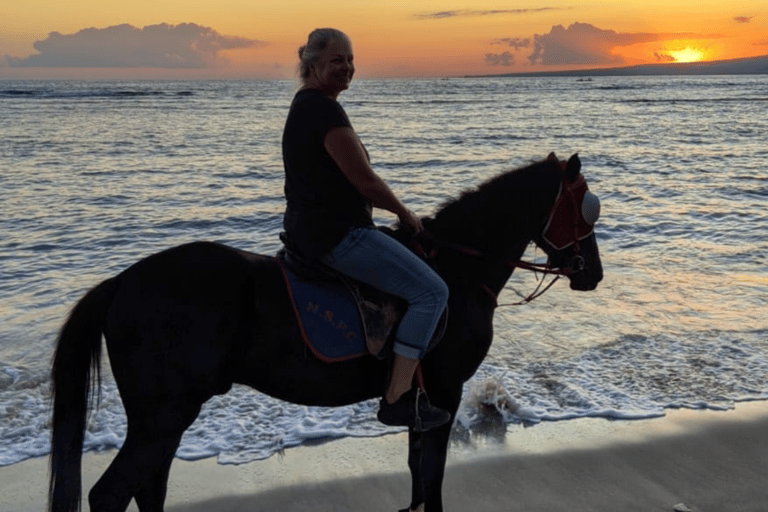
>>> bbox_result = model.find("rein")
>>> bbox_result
[413,231,574,308]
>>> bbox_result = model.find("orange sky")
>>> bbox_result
[1,0,767,78]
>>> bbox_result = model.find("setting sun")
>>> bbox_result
[669,46,706,63]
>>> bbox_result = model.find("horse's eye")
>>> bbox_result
[581,191,600,225]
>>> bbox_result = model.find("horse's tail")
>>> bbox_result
[49,276,119,512]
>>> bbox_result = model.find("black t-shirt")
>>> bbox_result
[282,89,373,259]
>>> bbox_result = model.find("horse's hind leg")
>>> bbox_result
[133,431,184,512]
[88,403,200,512]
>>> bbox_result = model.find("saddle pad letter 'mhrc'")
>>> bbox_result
[277,259,368,363]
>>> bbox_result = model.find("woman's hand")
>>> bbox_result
[398,209,423,234]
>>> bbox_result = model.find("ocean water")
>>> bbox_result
[1,76,767,466]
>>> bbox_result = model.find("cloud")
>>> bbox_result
[654,52,676,62]
[527,22,704,66]
[733,16,753,23]
[485,52,515,66]
[415,8,558,20]
[5,23,264,68]
[491,38,531,50]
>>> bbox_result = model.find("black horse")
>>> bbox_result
[49,153,603,512]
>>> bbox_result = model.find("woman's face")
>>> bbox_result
[308,37,355,98]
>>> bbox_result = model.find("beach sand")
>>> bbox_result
[3,401,767,512]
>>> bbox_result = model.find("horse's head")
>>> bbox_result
[534,153,603,291]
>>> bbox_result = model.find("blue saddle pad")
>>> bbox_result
[279,262,368,362]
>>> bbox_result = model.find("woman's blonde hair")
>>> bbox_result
[298,28,349,82]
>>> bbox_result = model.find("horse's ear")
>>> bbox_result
[566,153,581,181]
[546,152,558,162]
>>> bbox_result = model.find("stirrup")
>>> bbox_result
[378,388,451,432]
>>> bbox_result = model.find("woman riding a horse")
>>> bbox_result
[282,28,450,431]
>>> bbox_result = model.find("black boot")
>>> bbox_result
[378,388,451,432]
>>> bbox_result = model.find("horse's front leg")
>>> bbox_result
[404,386,462,512]
[417,420,453,512]
[403,429,424,512]
[399,424,451,512]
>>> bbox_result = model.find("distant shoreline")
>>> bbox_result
[468,54,768,78]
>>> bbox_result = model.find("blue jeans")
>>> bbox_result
[322,227,449,360]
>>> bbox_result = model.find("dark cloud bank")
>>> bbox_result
[414,10,743,70]
[481,20,768,74]
[484,22,711,67]
[4,23,264,68]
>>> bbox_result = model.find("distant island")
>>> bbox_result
[471,54,768,78]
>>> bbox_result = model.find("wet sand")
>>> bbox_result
[3,401,767,512]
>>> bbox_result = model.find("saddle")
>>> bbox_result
[275,236,447,364]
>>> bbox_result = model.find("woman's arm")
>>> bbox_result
[324,126,422,232]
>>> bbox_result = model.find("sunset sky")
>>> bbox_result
[2,0,767,79]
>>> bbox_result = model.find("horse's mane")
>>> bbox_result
[424,158,562,257]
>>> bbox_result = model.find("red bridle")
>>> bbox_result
[541,172,597,253]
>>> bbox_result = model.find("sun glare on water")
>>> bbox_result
[668,47,705,63]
